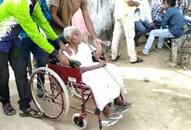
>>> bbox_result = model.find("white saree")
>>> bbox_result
[65,42,124,111]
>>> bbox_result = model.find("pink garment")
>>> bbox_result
[72,9,88,34]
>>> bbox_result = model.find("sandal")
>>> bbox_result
[131,57,143,64]
[111,55,121,61]
[115,106,129,113]
[106,112,123,120]
[19,108,43,118]
[137,51,147,56]
[114,102,133,113]
[2,103,16,116]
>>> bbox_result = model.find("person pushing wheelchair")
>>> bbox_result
[0,0,69,117]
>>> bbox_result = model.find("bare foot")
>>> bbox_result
[103,105,123,120]
[115,97,132,106]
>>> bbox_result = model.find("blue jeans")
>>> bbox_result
[0,41,31,111]
[142,29,174,54]
[135,20,152,41]
[135,20,152,34]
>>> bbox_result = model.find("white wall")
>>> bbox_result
[87,0,114,35]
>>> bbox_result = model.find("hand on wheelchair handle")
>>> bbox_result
[57,52,69,66]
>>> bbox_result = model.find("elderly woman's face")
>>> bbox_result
[69,30,81,46]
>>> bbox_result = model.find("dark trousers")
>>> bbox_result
[20,37,48,69]
[0,43,31,111]
[20,37,48,89]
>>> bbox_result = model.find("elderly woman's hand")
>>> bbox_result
[93,38,103,59]
[97,60,106,68]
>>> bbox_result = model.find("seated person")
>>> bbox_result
[139,0,184,55]
[151,0,165,28]
[63,26,132,120]
[134,0,154,45]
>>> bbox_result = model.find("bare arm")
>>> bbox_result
[80,60,106,73]
[81,0,97,39]
[50,5,65,29]
[80,65,100,73]
[81,0,102,59]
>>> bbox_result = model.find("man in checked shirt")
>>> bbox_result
[151,0,165,28]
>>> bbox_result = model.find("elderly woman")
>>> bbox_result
[63,26,132,120]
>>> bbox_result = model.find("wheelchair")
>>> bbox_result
[29,59,121,130]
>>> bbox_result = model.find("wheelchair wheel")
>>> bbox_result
[29,67,70,119]
[72,113,87,129]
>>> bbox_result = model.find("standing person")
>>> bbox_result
[49,0,102,59]
[72,9,90,43]
[111,0,143,63]
[19,0,52,97]
[0,0,68,117]
[19,0,51,67]
[138,0,184,55]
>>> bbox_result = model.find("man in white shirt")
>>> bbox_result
[111,0,143,63]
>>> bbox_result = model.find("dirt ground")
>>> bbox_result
[1,40,191,130]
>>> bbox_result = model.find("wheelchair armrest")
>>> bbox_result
[49,57,81,68]
[69,59,81,68]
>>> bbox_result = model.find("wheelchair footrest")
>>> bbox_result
[101,118,119,127]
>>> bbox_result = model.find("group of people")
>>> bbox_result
[0,0,130,120]
[138,0,185,55]
[112,0,186,60]
[0,0,103,118]
[0,0,189,121]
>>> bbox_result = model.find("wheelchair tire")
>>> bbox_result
[29,67,70,119]
[72,113,87,130]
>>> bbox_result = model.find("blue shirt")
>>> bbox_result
[0,0,21,53]
[39,0,51,22]
[161,7,184,38]
[19,0,51,39]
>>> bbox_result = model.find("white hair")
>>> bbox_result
[63,26,79,42]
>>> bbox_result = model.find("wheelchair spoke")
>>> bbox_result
[30,67,70,119]
[54,91,61,99]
